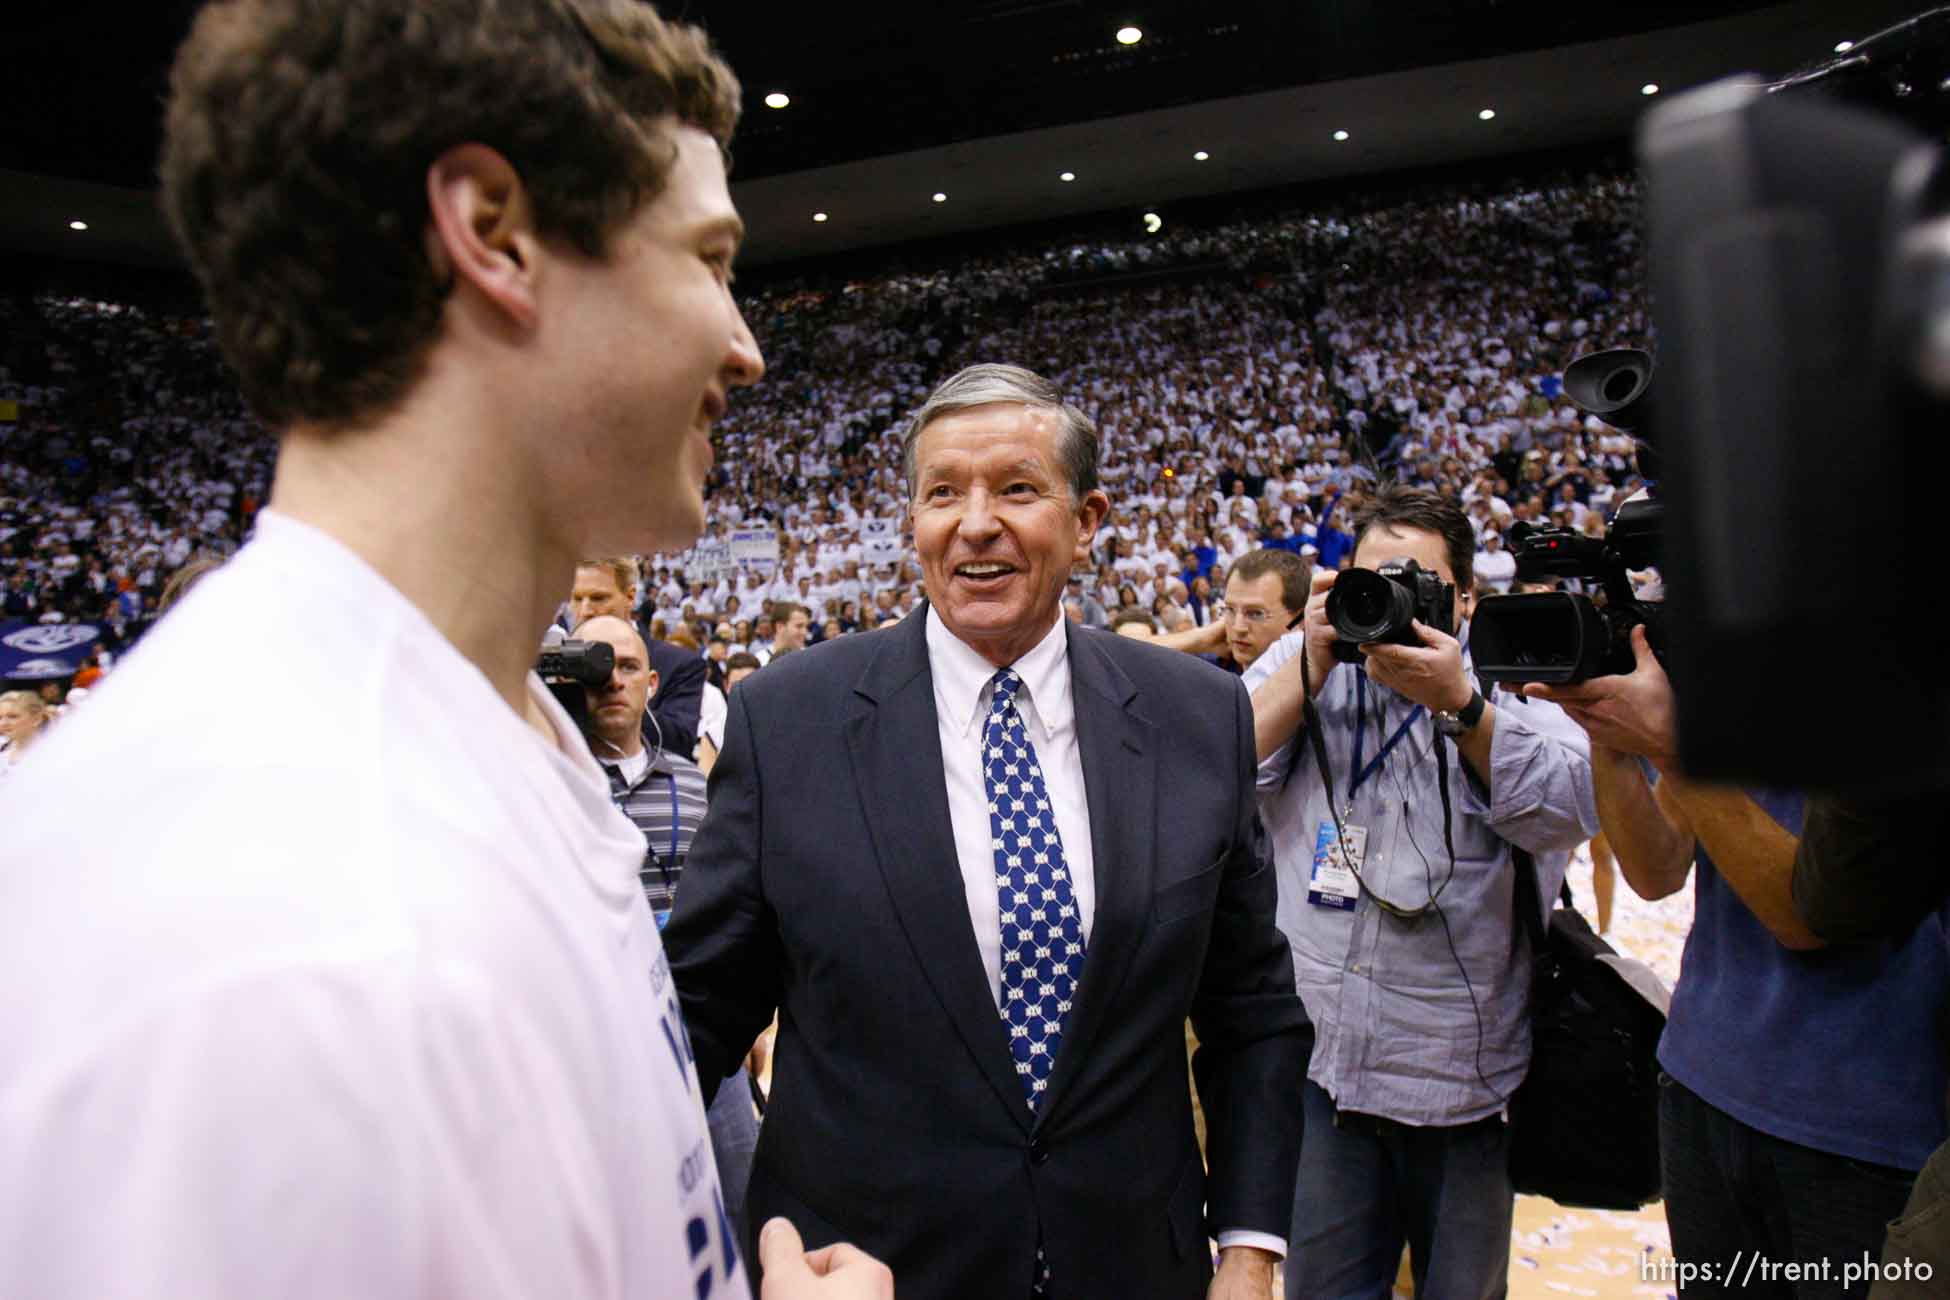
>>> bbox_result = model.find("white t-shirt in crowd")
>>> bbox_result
[0,509,745,1300]
[1474,546,1517,593]
[698,680,728,754]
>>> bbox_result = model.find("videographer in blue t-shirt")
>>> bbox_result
[1530,629,1949,1300]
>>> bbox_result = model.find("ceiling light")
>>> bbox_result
[1143,212,1162,234]
[932,192,947,203]
[1478,108,1497,121]
[1835,40,1854,53]
[813,212,828,223]
[1332,130,1349,142]
[1641,83,1660,96]
[1116,25,1143,45]
[1193,150,1210,161]
[764,92,790,109]
[1059,171,1076,182]
[67,220,87,231]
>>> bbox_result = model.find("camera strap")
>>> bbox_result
[1351,671,1424,810]
[1298,653,1450,922]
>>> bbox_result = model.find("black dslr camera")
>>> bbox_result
[536,633,615,731]
[1326,557,1455,662]
[1470,348,1666,685]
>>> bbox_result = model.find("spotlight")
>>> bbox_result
[813,212,828,223]
[1193,150,1210,161]
[1116,26,1142,45]
[1059,171,1076,182]
[1332,130,1349,142]
[1835,40,1854,53]
[1478,108,1497,121]
[764,92,790,109]
[1143,212,1162,234]
[67,220,88,231]
[932,192,947,203]
[1641,83,1660,96]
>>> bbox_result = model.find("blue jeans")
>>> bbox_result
[1286,1079,1513,1300]
[707,1072,760,1256]
[1660,1074,1917,1299]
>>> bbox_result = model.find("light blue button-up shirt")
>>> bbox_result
[1246,628,1598,1126]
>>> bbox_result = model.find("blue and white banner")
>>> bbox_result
[861,518,903,566]
[0,620,101,681]
[729,528,779,576]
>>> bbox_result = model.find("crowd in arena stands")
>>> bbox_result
[1,165,1645,694]
[0,291,271,658]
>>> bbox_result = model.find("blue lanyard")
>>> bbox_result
[611,767,682,885]
[1349,670,1422,805]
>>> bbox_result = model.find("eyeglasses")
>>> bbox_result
[1213,602,1279,626]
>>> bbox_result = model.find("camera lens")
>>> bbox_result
[1343,585,1390,627]
[1327,568,1414,644]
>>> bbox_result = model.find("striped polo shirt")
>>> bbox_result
[600,745,710,927]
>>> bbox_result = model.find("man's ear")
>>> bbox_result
[1072,488,1111,563]
[645,668,661,699]
[424,144,542,332]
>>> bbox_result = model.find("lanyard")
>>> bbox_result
[611,767,682,888]
[1348,670,1422,811]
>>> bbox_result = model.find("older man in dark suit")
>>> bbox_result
[665,363,1310,1300]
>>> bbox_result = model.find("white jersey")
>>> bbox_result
[0,510,745,1300]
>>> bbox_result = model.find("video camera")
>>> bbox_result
[1637,10,1950,789]
[1326,557,1454,661]
[536,628,615,733]
[1470,348,1667,686]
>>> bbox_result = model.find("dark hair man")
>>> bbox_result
[0,3,890,1297]
[664,363,1310,1300]
[766,601,811,661]
[1243,484,1596,1298]
[722,650,763,691]
[1221,549,1311,672]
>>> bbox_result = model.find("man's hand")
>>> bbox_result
[1208,1245,1278,1300]
[745,1022,773,1082]
[1520,624,1676,765]
[1298,568,1341,695]
[1359,619,1472,714]
[758,1217,894,1300]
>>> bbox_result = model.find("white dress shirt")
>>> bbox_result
[924,607,1285,1259]
[926,607,1096,1004]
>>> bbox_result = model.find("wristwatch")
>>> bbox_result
[1432,689,1487,737]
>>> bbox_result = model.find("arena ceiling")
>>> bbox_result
[0,0,1920,274]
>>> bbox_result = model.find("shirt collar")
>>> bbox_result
[925,605,1073,743]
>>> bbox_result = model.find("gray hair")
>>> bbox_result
[900,363,1099,503]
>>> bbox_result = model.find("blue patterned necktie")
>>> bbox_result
[985,668,1087,1109]
[984,668,1084,1299]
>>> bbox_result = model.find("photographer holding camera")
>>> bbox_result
[1527,633,1950,1299]
[1243,484,1597,1299]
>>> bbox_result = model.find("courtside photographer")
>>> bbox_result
[1242,483,1596,1298]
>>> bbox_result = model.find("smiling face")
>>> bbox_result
[545,124,765,557]
[910,404,1108,668]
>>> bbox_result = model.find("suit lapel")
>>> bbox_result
[843,612,1033,1133]
[1035,623,1157,1129]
